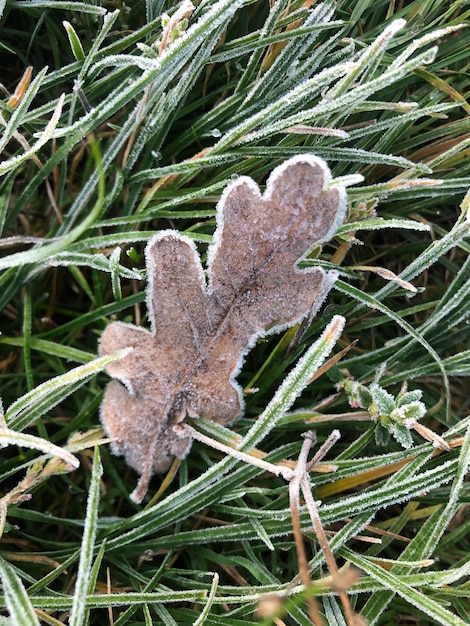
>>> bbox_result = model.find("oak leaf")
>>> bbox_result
[99,155,346,502]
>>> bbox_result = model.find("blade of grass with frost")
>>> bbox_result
[134,147,424,178]
[63,20,85,61]
[426,135,470,169]
[335,217,431,236]
[357,180,470,202]
[233,315,345,452]
[69,447,102,626]
[316,149,430,173]
[0,93,65,175]
[0,66,48,153]
[46,252,143,280]
[242,1,338,105]
[328,19,406,98]
[0,336,95,364]
[130,152,244,180]
[0,559,40,626]
[5,348,132,431]
[66,9,120,124]
[324,596,348,626]
[14,589,209,613]
[428,559,470,587]
[0,430,79,469]
[193,573,219,626]
[345,102,458,146]
[391,24,465,69]
[14,1,106,13]
[378,562,470,592]
[234,0,290,94]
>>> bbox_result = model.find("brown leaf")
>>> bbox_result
[99,155,346,502]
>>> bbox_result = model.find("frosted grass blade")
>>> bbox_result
[0,559,41,626]
[69,447,103,626]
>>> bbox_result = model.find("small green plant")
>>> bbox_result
[0,1,469,624]
[339,377,451,451]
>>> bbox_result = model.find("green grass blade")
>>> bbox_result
[0,560,41,626]
[5,349,131,431]
[69,447,103,626]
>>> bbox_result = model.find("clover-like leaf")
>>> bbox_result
[99,155,347,502]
